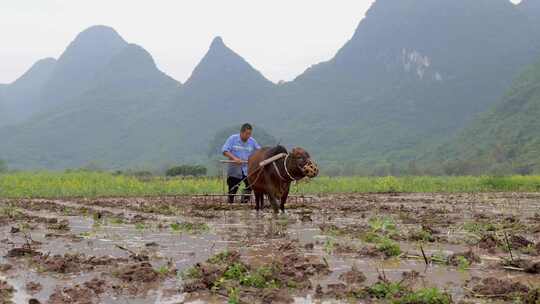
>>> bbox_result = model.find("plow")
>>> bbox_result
[205,154,317,205]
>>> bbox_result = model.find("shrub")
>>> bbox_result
[166,165,207,177]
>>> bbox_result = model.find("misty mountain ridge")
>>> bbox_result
[423,55,540,175]
[185,37,272,89]
[268,0,539,168]
[0,57,57,125]
[1,0,540,173]
[178,36,274,120]
[0,25,182,169]
[40,26,129,105]
[93,43,179,92]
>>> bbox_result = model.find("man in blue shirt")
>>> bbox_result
[222,123,261,204]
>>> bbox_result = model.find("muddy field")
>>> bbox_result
[1,193,540,303]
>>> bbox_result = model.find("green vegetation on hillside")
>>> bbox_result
[426,57,540,175]
[1,172,540,198]
[166,165,207,177]
[0,160,7,173]
[1,1,539,172]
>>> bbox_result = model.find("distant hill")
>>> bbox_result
[0,26,180,170]
[0,58,57,126]
[0,86,5,126]
[169,0,540,173]
[520,0,540,26]
[0,26,129,127]
[163,36,279,160]
[1,0,540,172]
[41,26,129,108]
[184,37,273,94]
[422,57,540,175]
[267,0,540,171]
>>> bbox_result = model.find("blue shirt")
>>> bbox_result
[222,134,261,177]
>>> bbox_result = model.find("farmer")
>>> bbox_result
[222,123,261,204]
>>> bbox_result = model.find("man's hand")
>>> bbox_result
[224,151,244,165]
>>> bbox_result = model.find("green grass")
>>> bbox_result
[368,282,452,304]
[456,256,470,271]
[323,238,336,254]
[227,287,240,304]
[368,217,397,233]
[369,281,407,299]
[409,228,435,242]
[108,217,124,225]
[221,263,281,290]
[462,221,497,234]
[2,172,540,198]
[135,223,147,231]
[396,287,453,304]
[207,251,235,265]
[0,203,23,218]
[181,265,202,279]
[155,265,170,276]
[375,238,402,257]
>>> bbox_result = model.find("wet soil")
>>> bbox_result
[0,279,15,304]
[1,192,540,303]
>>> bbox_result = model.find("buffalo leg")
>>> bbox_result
[268,195,279,214]
[255,192,263,211]
[280,189,290,213]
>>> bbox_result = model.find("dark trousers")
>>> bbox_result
[227,175,252,204]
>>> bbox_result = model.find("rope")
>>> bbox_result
[272,153,300,182]
[272,161,286,181]
[227,162,265,193]
[226,152,296,194]
[283,154,299,181]
[224,155,308,205]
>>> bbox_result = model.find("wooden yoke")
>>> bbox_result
[258,153,287,167]
[219,153,286,167]
[219,160,248,164]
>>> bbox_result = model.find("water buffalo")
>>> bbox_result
[247,145,319,213]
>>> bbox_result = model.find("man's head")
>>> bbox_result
[240,123,253,142]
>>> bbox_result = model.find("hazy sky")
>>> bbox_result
[0,0,380,84]
[1,0,523,84]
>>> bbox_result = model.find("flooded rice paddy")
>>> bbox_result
[1,192,540,303]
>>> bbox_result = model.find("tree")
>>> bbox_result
[407,160,421,176]
[166,165,207,177]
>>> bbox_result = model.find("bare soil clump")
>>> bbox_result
[6,245,40,258]
[447,250,481,266]
[115,262,160,283]
[338,265,366,285]
[471,277,529,300]
[0,280,15,304]
[32,253,128,274]
[182,245,330,303]
[26,281,42,294]
[48,284,100,304]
